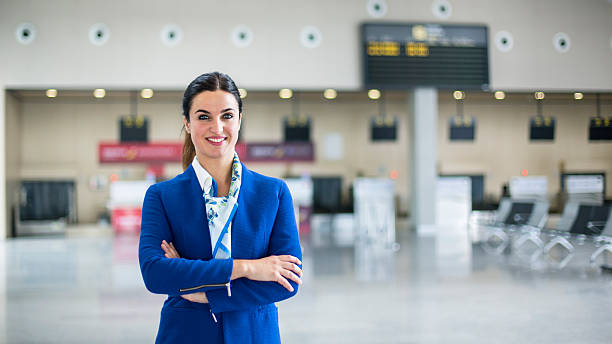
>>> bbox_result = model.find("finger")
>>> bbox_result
[281,269,302,286]
[163,242,179,258]
[169,244,181,258]
[161,242,169,251]
[162,244,179,259]
[161,243,174,256]
[275,274,294,292]
[282,262,302,277]
[279,255,302,265]
[161,243,170,254]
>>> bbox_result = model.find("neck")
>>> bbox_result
[196,152,234,186]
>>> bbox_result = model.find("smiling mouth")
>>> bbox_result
[207,137,227,143]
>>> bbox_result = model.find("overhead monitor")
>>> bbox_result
[589,117,612,141]
[120,115,148,142]
[530,116,555,141]
[449,116,476,141]
[362,23,489,89]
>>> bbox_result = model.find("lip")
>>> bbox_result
[206,136,227,146]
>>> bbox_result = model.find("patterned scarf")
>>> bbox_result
[204,153,242,259]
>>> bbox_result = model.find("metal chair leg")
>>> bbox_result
[590,244,612,268]
[513,232,544,263]
[482,227,509,255]
[544,236,575,269]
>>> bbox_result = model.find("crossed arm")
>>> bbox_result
[139,181,303,313]
[161,240,302,304]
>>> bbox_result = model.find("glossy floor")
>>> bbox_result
[1,227,611,343]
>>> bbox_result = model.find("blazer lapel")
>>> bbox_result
[231,163,252,258]
[182,165,213,258]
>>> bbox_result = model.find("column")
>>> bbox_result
[411,87,438,235]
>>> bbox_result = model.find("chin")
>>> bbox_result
[201,148,233,160]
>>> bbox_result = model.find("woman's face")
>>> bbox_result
[184,90,241,162]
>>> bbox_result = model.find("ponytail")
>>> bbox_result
[182,131,196,171]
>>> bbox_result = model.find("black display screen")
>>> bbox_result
[530,116,555,141]
[120,115,148,142]
[284,118,311,142]
[589,117,612,141]
[362,23,489,89]
[371,117,397,141]
[449,116,475,141]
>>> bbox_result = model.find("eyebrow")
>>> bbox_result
[194,108,235,114]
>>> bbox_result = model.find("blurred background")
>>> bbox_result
[1,0,612,343]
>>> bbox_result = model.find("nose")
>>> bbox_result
[210,118,223,134]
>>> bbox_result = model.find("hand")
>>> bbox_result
[181,292,208,303]
[161,240,180,258]
[238,255,303,292]
[161,240,208,304]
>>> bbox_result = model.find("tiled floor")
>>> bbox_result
[1,226,612,343]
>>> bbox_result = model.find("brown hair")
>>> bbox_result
[181,132,197,171]
[181,72,242,170]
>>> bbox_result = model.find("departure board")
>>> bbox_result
[362,23,489,89]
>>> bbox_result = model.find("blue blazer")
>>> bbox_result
[139,163,302,344]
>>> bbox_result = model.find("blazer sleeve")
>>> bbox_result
[205,181,302,314]
[138,184,234,296]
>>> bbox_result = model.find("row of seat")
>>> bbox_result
[475,198,612,269]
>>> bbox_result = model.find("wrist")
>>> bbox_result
[231,259,250,280]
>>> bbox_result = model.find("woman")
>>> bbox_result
[139,72,303,344]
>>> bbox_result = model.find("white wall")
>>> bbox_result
[0,0,611,90]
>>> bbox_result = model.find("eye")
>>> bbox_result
[198,114,209,120]
[222,113,234,119]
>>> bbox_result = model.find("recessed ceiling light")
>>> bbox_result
[238,88,247,99]
[93,89,106,98]
[453,90,465,100]
[279,88,293,99]
[323,89,337,100]
[46,89,57,98]
[534,91,545,100]
[573,92,583,100]
[141,88,154,99]
[368,89,381,100]
[494,91,506,100]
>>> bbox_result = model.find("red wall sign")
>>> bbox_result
[238,142,314,162]
[99,143,182,163]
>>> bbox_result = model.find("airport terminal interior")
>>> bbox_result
[1,0,612,343]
